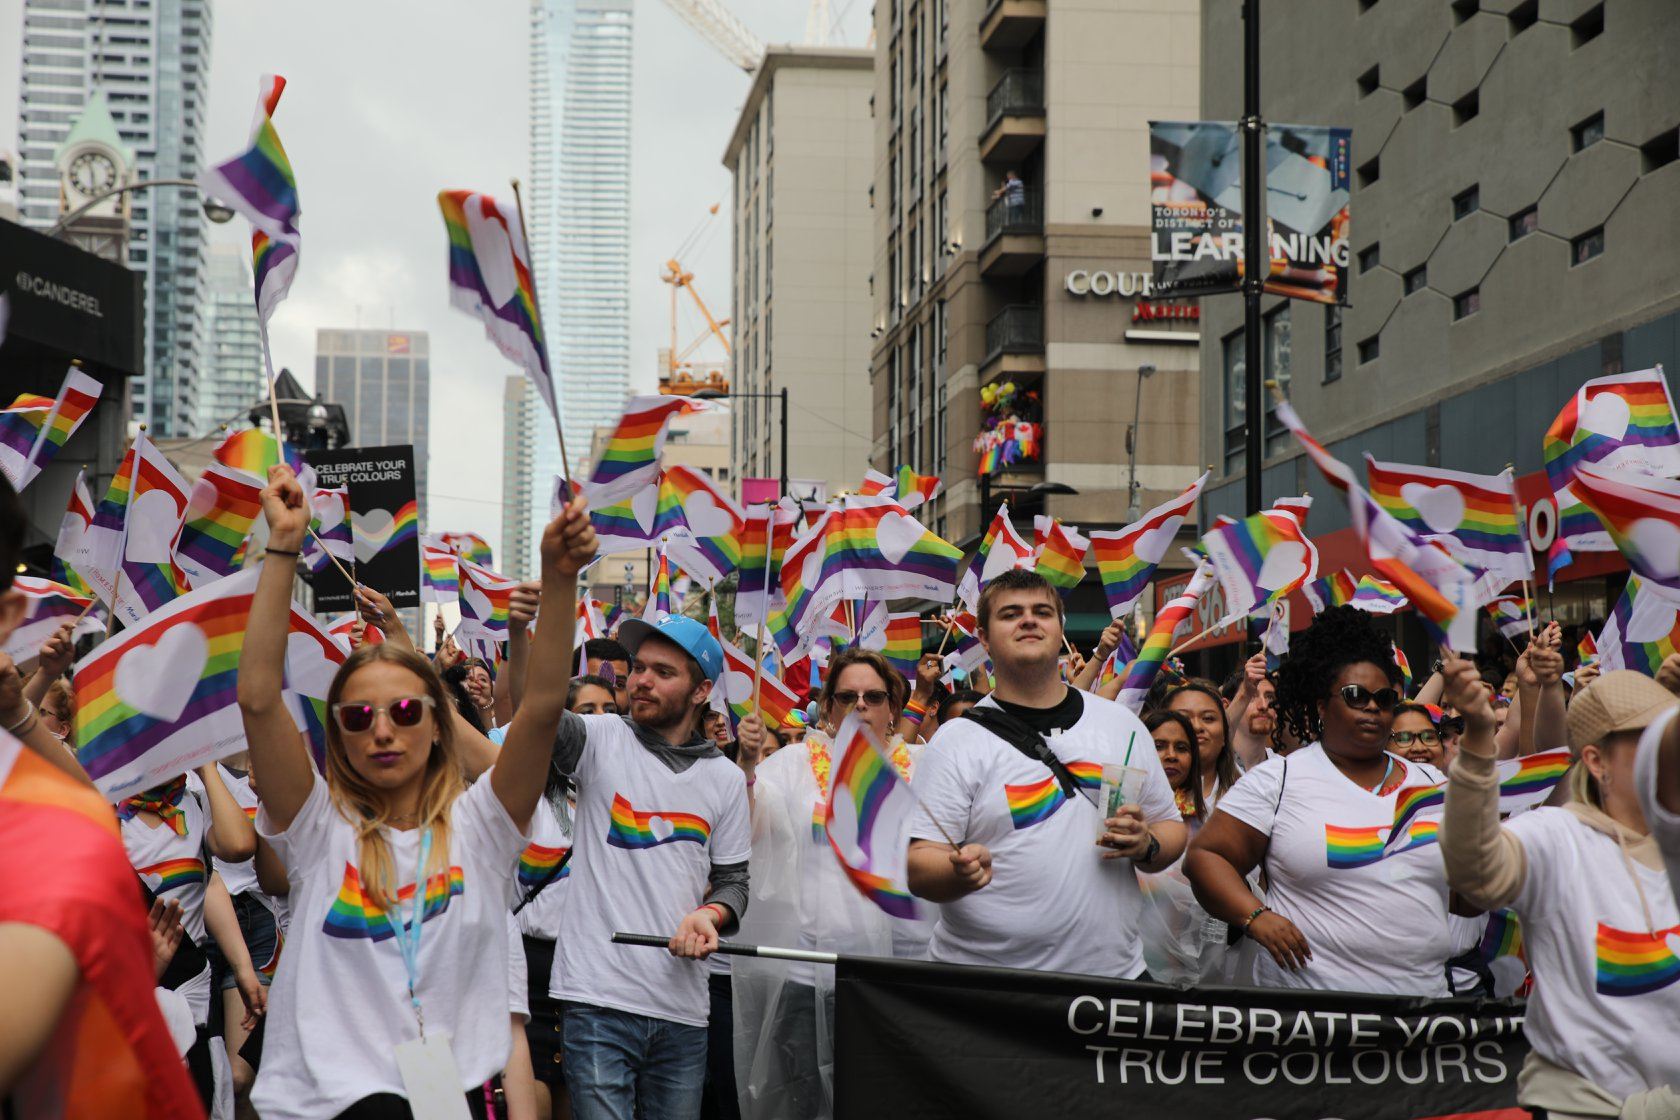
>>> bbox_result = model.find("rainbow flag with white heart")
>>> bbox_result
[0,366,102,492]
[1088,471,1208,620]
[1565,462,1680,599]
[1194,509,1318,619]
[457,556,518,642]
[1364,455,1531,584]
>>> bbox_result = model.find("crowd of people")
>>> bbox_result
[3,467,1680,1120]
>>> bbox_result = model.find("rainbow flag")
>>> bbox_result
[303,485,353,576]
[1485,594,1533,639]
[1270,494,1312,530]
[1365,456,1531,582]
[575,597,609,646]
[1597,576,1680,675]
[1304,569,1357,611]
[822,714,922,920]
[0,367,102,491]
[1566,462,1680,598]
[74,566,344,799]
[244,77,298,324]
[1480,909,1525,963]
[439,531,494,569]
[957,503,1034,611]
[1088,471,1208,619]
[585,395,712,507]
[1196,509,1317,617]
[1543,369,1680,497]
[1349,574,1408,615]
[1,577,94,664]
[894,466,942,510]
[174,462,263,589]
[438,188,556,426]
[658,466,745,584]
[857,469,894,496]
[1498,748,1572,815]
[457,557,518,643]
[213,427,304,479]
[52,469,96,598]
[590,480,683,556]
[879,612,923,681]
[1393,644,1414,693]
[735,500,802,629]
[1577,632,1598,666]
[778,497,961,658]
[1033,519,1089,592]
[420,536,459,604]
[1117,562,1215,712]
[196,84,301,246]
[74,442,138,607]
[718,638,802,729]
[642,550,673,622]
[112,433,192,627]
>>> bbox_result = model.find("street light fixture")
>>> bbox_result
[49,177,237,237]
[691,386,790,495]
[1126,363,1159,522]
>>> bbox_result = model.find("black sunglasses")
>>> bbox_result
[1338,684,1400,712]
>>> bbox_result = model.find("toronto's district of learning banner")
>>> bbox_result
[1148,121,1353,306]
[834,958,1526,1119]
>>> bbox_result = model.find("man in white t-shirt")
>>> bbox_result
[907,568,1187,977]
[546,613,751,1120]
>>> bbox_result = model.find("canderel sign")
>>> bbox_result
[1064,270,1155,297]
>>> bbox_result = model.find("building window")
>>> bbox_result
[1452,0,1477,24]
[1357,157,1380,188]
[1453,89,1479,126]
[1509,204,1539,241]
[887,348,901,460]
[1402,77,1426,111]
[935,381,947,474]
[1222,330,1247,468]
[1571,111,1604,152]
[1358,243,1380,273]
[1508,0,1538,33]
[1453,288,1481,320]
[1643,128,1680,173]
[1452,185,1479,219]
[1324,304,1343,383]
[1264,305,1292,452]
[1359,335,1381,364]
[1572,226,1605,265]
[1570,3,1604,47]
[1356,66,1380,97]
[1403,265,1427,295]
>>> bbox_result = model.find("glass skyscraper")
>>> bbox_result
[509,0,633,573]
[315,329,432,523]
[203,243,265,427]
[15,0,214,437]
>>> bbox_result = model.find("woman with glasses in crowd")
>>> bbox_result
[1185,607,1457,995]
[732,647,927,1120]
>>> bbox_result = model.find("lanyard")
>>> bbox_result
[393,827,432,1037]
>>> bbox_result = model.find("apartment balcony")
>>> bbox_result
[980,69,1045,165]
[979,304,1046,382]
[980,191,1045,278]
[979,0,1045,51]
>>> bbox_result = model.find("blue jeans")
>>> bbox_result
[562,1002,708,1120]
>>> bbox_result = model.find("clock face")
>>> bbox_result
[68,150,118,198]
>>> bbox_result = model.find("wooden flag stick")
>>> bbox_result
[308,525,357,588]
[935,619,957,656]
[1520,576,1536,640]
[510,177,572,483]
[1167,620,1222,660]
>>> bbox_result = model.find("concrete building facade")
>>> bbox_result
[15,0,214,437]
[314,329,432,521]
[203,243,264,427]
[723,47,877,502]
[869,0,1204,636]
[1193,0,1680,653]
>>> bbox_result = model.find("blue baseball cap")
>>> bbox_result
[617,615,724,683]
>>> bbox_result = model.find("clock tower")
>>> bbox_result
[54,91,135,264]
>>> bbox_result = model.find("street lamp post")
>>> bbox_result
[48,177,236,238]
[1125,363,1159,522]
[693,386,790,496]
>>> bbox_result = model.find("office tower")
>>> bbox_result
[202,243,264,429]
[315,329,432,521]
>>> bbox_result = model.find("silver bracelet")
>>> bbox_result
[5,701,35,734]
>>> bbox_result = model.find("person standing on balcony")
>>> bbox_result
[993,170,1025,225]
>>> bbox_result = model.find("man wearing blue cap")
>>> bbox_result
[543,609,751,1120]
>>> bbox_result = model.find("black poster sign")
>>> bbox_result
[303,445,420,612]
[835,957,1527,1120]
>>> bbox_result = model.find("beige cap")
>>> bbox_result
[1565,670,1677,751]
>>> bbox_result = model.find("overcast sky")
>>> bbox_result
[1,0,868,561]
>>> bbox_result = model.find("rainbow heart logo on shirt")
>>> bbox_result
[322,861,464,942]
[517,842,571,889]
[1595,921,1680,996]
[140,857,205,892]
[1324,821,1438,869]
[606,793,711,850]
[1003,760,1103,830]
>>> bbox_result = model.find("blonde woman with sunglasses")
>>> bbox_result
[237,465,596,1120]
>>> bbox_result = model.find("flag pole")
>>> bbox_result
[258,315,285,443]
[1167,620,1223,660]
[751,541,772,719]
[509,177,571,484]
[935,618,956,655]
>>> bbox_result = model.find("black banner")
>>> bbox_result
[303,445,420,612]
[835,957,1527,1120]
[0,218,144,373]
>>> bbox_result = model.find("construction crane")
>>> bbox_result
[659,205,733,396]
[657,0,764,72]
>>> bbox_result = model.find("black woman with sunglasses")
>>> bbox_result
[1186,606,1454,995]
[236,465,596,1120]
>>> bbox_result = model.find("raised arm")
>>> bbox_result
[489,499,595,829]
[504,580,542,716]
[197,763,256,862]
[0,652,90,787]
[21,621,75,709]
[1439,649,1526,911]
[236,466,319,830]
[1226,652,1272,771]
[1526,623,1567,754]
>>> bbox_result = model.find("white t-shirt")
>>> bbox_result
[1216,744,1450,996]
[212,764,261,898]
[550,716,751,1027]
[250,773,528,1120]
[507,916,529,1021]
[123,775,211,947]
[1504,805,1680,1099]
[908,692,1179,977]
[1637,709,1680,903]
[514,795,573,941]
